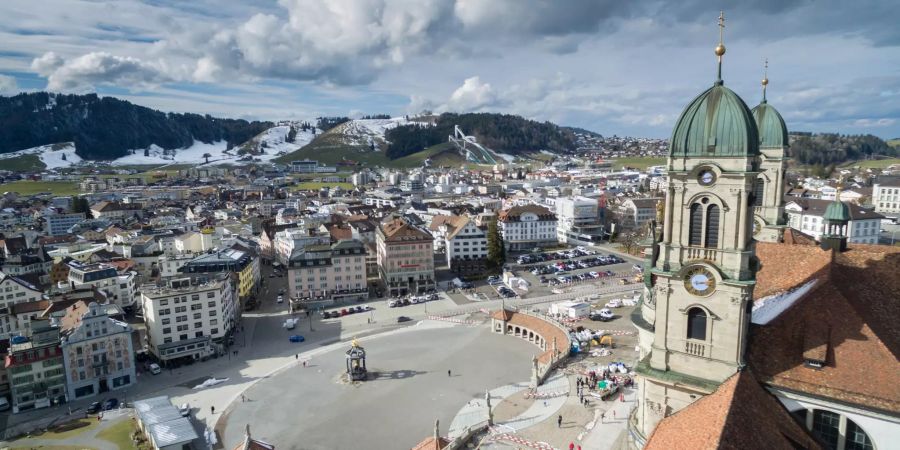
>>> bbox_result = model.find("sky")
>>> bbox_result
[1,0,898,139]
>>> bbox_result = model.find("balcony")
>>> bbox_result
[684,247,718,262]
[684,340,707,357]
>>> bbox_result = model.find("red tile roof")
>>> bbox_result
[411,436,450,450]
[645,370,821,450]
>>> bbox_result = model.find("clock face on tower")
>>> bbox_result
[684,266,716,296]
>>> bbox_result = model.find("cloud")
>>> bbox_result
[444,76,498,111]
[0,74,17,93]
[32,51,173,91]
[852,118,895,127]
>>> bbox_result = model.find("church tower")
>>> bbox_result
[751,60,790,242]
[633,12,759,444]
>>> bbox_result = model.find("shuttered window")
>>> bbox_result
[689,203,703,246]
[705,205,720,248]
[752,179,765,207]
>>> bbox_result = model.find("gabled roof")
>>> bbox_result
[785,198,883,221]
[645,370,820,450]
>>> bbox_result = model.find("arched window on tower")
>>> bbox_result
[705,205,720,248]
[687,307,707,340]
[689,203,703,246]
[752,178,765,207]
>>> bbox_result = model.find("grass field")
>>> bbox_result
[609,156,666,170]
[887,138,900,148]
[839,157,900,169]
[294,181,354,190]
[1,154,47,172]
[96,418,148,450]
[0,180,81,196]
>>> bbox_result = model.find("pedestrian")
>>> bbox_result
[295,354,298,359]
[241,394,245,402]
[569,442,574,450]
[448,369,451,377]
[557,414,562,428]
[97,414,101,422]
[303,360,307,367]
[211,406,215,415]
[612,410,616,420]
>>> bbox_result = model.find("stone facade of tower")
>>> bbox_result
[751,96,789,243]
[632,78,760,445]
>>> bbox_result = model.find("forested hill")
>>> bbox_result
[0,92,272,160]
[384,113,576,159]
[789,133,896,166]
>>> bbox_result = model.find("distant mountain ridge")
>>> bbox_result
[0,92,272,160]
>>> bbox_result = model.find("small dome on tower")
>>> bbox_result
[752,102,789,149]
[823,199,850,223]
[670,84,760,158]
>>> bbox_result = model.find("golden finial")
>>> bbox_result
[352,338,359,347]
[761,58,769,102]
[715,11,726,83]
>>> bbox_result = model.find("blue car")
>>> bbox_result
[289,335,305,343]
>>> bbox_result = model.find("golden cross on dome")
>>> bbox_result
[715,11,726,83]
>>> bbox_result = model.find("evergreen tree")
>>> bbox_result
[287,126,297,143]
[486,219,505,271]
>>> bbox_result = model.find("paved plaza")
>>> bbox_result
[218,323,537,450]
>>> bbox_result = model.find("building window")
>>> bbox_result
[689,203,702,246]
[812,410,841,449]
[705,205,720,248]
[752,178,765,207]
[687,308,707,341]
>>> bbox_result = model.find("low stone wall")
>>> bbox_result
[491,308,573,386]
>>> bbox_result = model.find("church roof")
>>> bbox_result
[823,199,851,222]
[750,243,900,414]
[751,101,789,149]
[670,83,760,159]
[645,369,821,450]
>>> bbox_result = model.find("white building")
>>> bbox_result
[498,204,558,251]
[555,196,605,244]
[140,275,235,364]
[44,212,85,236]
[439,216,488,276]
[287,239,368,306]
[873,177,900,218]
[66,261,137,309]
[273,228,331,265]
[60,301,136,400]
[785,198,883,244]
[0,272,44,339]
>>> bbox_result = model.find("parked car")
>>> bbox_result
[289,335,305,343]
[605,299,623,308]
[87,401,102,414]
[277,295,284,304]
[590,308,615,321]
[397,316,412,323]
[340,308,349,316]
[102,398,119,410]
[179,403,190,417]
[388,299,399,308]
[354,306,364,313]
[149,363,162,375]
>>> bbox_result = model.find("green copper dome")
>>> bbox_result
[670,83,760,158]
[751,101,788,149]
[823,199,850,223]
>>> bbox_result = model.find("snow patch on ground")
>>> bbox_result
[0,142,82,169]
[495,152,516,163]
[751,279,819,325]
[111,122,319,166]
[336,117,411,147]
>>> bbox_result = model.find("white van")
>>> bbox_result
[149,363,162,375]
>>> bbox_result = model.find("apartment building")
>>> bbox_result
[377,216,435,297]
[59,301,135,400]
[179,246,259,308]
[439,216,488,277]
[66,261,137,309]
[140,275,235,365]
[873,176,900,218]
[0,272,44,340]
[555,196,605,244]
[498,204,558,251]
[273,228,330,265]
[44,212,86,236]
[617,197,662,230]
[5,319,66,413]
[287,239,368,305]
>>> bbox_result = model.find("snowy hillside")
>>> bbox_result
[111,122,319,166]
[334,117,412,147]
[0,142,82,169]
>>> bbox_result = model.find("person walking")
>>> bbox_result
[211,406,215,415]
[557,414,562,428]
[295,354,298,359]
[569,442,575,450]
[241,394,245,402]
[448,369,451,377]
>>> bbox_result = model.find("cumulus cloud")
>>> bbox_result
[31,51,173,91]
[0,74,17,94]
[444,76,498,111]
[852,118,895,127]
